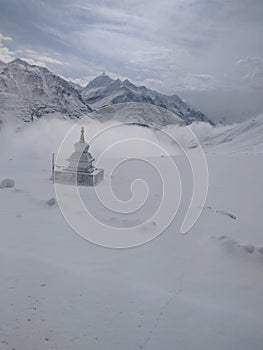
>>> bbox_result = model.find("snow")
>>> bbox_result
[90,102,184,127]
[0,118,263,349]
[199,114,263,153]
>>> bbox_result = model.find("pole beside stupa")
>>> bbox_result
[80,126,85,142]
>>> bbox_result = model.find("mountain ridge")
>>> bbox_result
[0,59,92,126]
[81,73,214,126]
[0,59,214,127]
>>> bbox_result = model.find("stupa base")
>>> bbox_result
[54,168,104,186]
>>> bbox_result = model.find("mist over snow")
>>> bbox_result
[0,116,234,166]
[1,115,263,349]
[0,107,263,350]
[0,116,259,170]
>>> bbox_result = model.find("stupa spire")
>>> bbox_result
[80,126,85,142]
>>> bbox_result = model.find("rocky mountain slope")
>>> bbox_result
[90,102,185,127]
[0,59,91,126]
[0,59,214,128]
[82,74,214,125]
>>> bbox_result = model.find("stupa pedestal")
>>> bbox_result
[54,127,104,186]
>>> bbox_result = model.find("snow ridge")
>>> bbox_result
[82,73,214,126]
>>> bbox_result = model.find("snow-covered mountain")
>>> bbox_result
[0,59,91,126]
[201,114,263,152]
[0,59,213,128]
[90,102,185,127]
[82,74,214,126]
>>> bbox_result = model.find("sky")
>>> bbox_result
[0,0,263,122]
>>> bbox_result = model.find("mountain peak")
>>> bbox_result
[81,75,214,125]
[86,73,113,89]
[123,79,136,89]
[9,58,29,66]
[0,59,92,125]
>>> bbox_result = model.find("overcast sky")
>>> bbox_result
[0,0,263,122]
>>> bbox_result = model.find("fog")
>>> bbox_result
[0,117,234,165]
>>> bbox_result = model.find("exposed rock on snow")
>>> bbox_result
[215,236,263,256]
[0,178,15,189]
[203,206,237,220]
[46,197,56,206]
[215,210,237,220]
[238,244,256,253]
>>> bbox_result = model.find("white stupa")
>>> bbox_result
[54,127,104,186]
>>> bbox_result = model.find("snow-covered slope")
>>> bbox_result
[201,114,263,153]
[81,74,214,126]
[90,102,185,127]
[0,59,91,126]
[0,120,263,349]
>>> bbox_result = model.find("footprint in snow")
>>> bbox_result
[214,235,263,256]
[203,206,237,220]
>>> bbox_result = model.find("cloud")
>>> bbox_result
[237,56,263,68]
[237,56,263,90]
[0,31,64,67]
[0,33,12,41]
[0,32,16,62]
[178,74,219,92]
[0,45,15,63]
[67,77,90,87]
[22,49,63,67]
